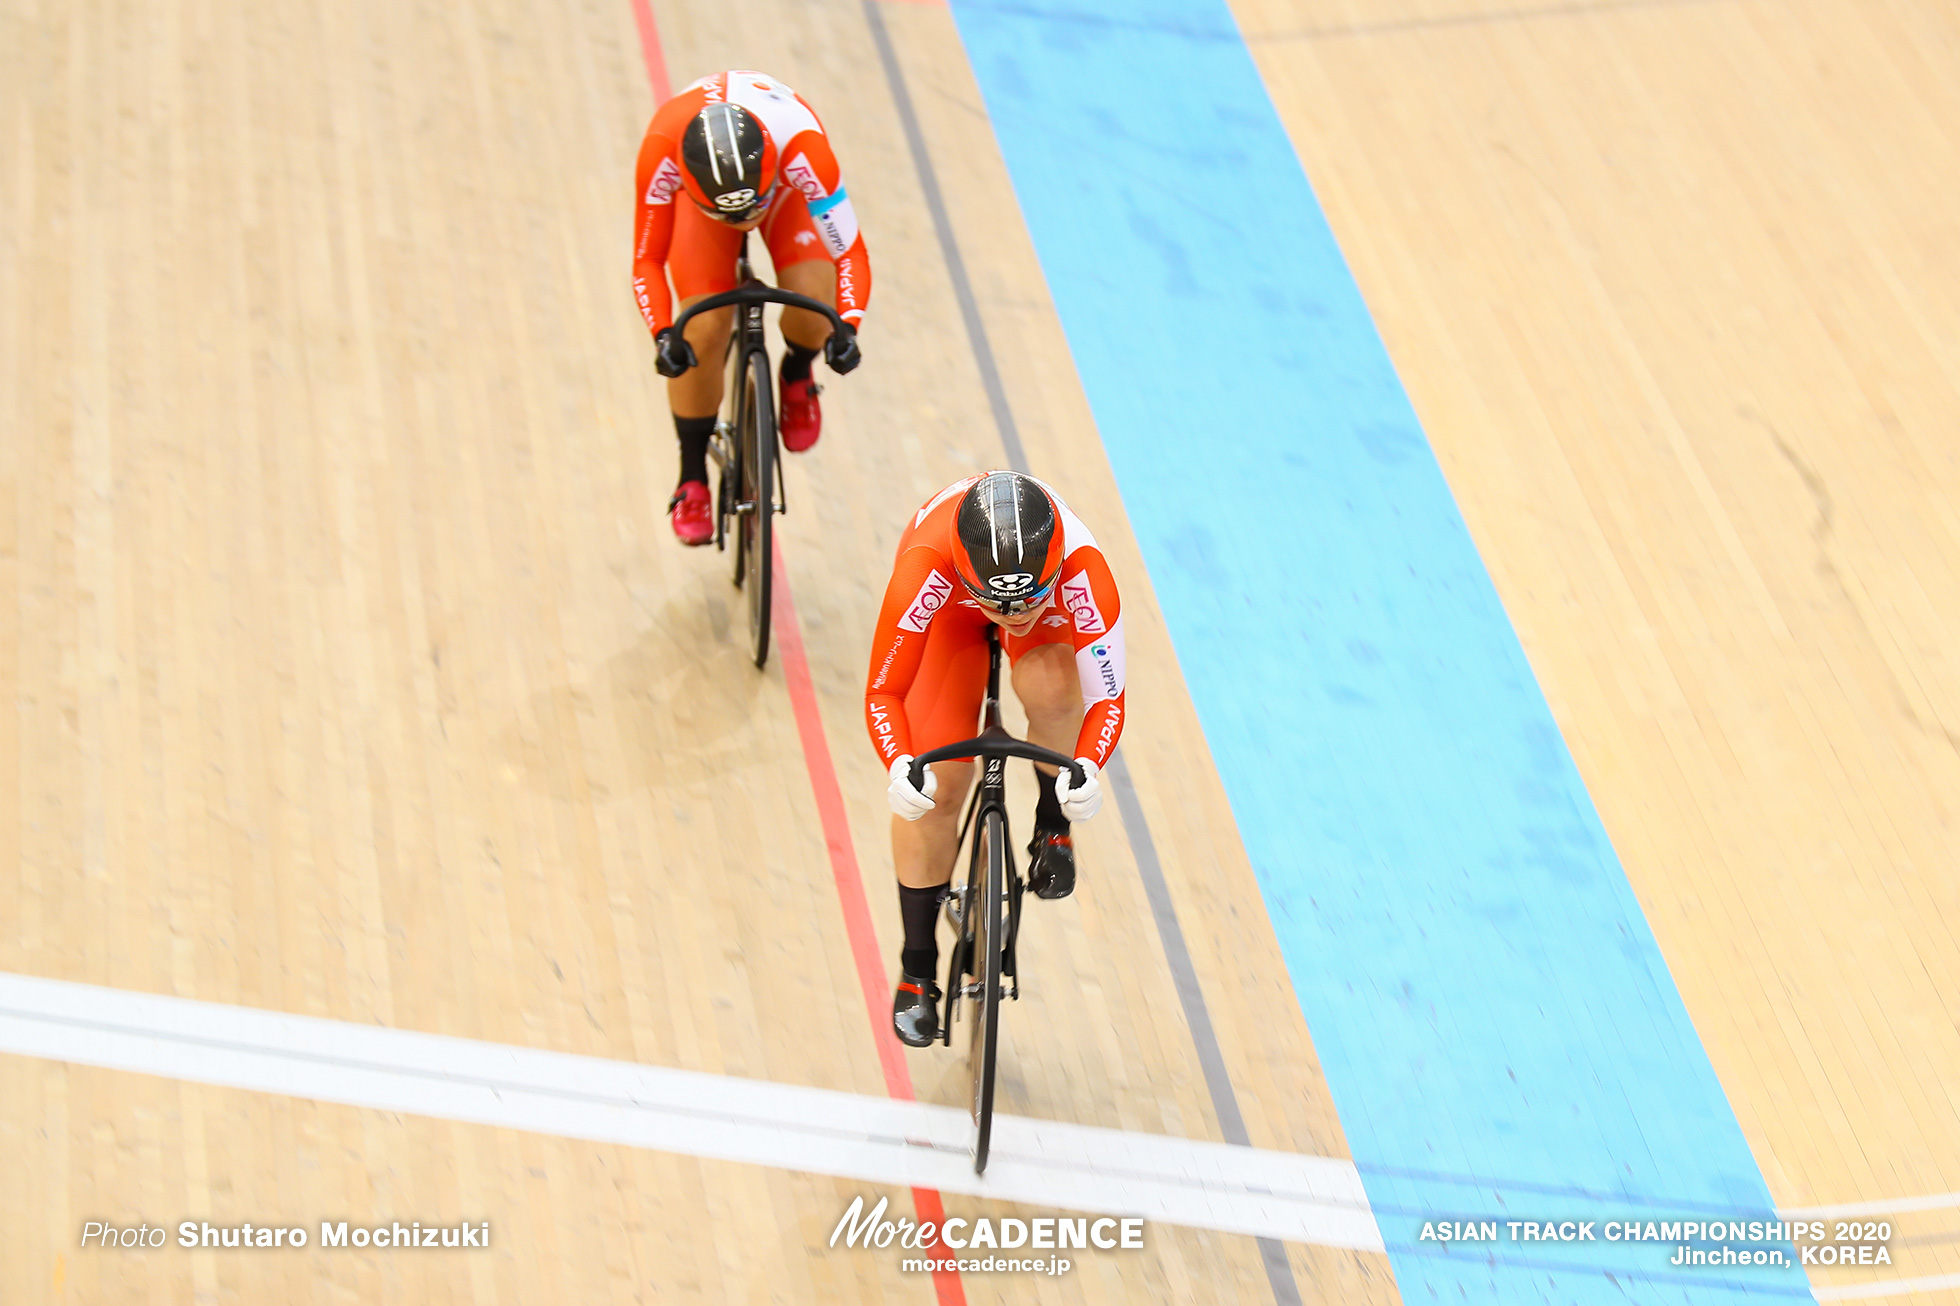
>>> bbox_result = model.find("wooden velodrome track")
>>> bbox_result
[2,0,1957,1301]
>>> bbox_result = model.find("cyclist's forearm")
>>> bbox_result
[832,241,869,325]
[631,191,676,333]
[865,693,911,766]
[633,267,673,335]
[1076,694,1124,768]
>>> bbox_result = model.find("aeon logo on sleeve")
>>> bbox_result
[1060,576,1104,635]
[782,151,826,202]
[645,157,683,205]
[899,570,953,633]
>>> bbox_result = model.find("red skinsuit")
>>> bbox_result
[866,476,1127,770]
[633,71,871,335]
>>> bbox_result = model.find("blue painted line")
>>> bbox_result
[945,0,1811,1299]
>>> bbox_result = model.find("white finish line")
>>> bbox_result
[0,972,1382,1252]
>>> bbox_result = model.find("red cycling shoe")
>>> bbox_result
[668,480,713,546]
[779,373,822,452]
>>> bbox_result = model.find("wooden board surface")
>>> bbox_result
[0,0,1393,1299]
[1231,0,1960,1293]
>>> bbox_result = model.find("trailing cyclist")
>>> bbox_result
[864,472,1127,1047]
[632,71,869,545]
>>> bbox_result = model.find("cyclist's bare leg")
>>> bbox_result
[775,258,836,353]
[892,755,967,1043]
[893,759,973,890]
[1013,640,1087,897]
[1011,643,1086,777]
[668,296,734,420]
[891,605,1080,891]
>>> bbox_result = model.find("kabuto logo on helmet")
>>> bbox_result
[715,189,758,211]
[988,573,1036,595]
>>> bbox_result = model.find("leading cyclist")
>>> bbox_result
[864,471,1127,1047]
[633,70,869,545]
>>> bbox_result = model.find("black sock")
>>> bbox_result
[898,882,947,979]
[674,414,715,486]
[781,341,817,385]
[1034,765,1068,832]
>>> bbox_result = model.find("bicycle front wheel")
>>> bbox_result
[970,807,1004,1173]
[736,347,775,668]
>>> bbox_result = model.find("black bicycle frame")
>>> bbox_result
[910,629,1085,1008]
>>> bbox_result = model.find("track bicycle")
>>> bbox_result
[906,626,1088,1174]
[667,236,857,669]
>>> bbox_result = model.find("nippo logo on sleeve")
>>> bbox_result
[808,189,859,259]
[1060,576,1104,635]
[1075,618,1125,704]
[899,570,953,633]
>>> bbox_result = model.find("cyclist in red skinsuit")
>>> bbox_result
[633,71,870,545]
[865,472,1125,1046]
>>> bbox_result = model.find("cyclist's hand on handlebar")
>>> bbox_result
[1056,758,1103,822]
[887,755,937,820]
[654,327,697,379]
[824,328,861,375]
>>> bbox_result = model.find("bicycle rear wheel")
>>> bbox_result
[735,346,775,668]
[970,807,1004,1173]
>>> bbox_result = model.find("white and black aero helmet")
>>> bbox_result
[679,103,777,224]
[951,472,1066,616]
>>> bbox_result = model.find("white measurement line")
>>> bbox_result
[1781,1194,1960,1301]
[0,971,1382,1252]
[1812,1271,1960,1302]
[1783,1195,1960,1220]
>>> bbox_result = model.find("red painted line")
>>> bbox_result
[626,0,671,103]
[616,5,963,1299]
[772,537,967,1306]
[770,535,914,1096]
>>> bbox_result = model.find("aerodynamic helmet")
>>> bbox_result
[951,472,1066,616]
[680,102,777,224]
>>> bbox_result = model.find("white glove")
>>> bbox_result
[887,755,937,821]
[1055,758,1102,822]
